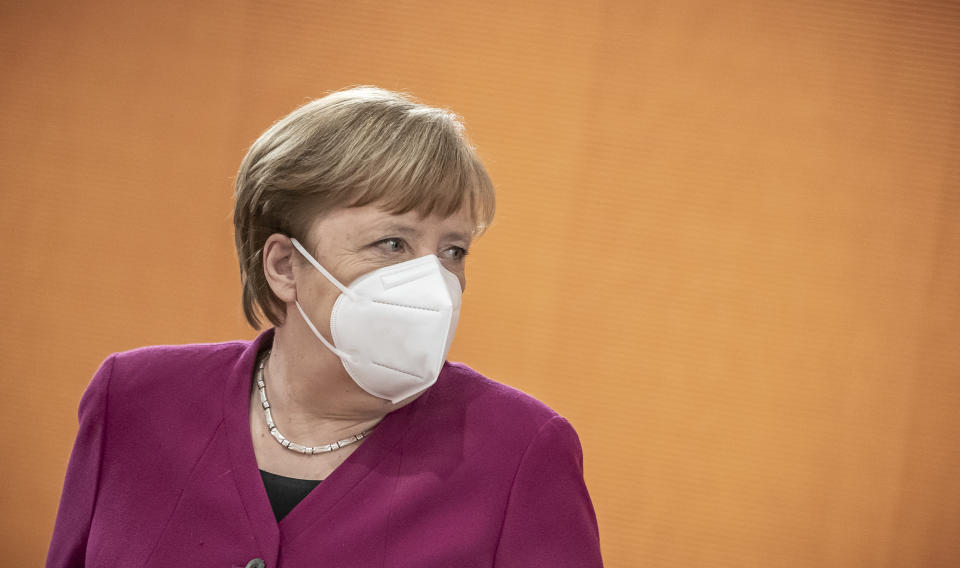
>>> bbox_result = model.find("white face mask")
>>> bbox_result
[289,238,462,403]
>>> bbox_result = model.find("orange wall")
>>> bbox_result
[2,1,959,566]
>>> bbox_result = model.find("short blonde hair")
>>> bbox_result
[233,86,495,329]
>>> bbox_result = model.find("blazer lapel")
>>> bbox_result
[278,388,424,546]
[221,328,426,554]
[223,330,281,562]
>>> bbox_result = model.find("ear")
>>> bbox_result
[263,233,298,304]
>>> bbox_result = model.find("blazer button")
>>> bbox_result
[245,559,266,568]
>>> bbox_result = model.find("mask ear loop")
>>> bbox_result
[294,300,356,362]
[290,238,359,301]
[290,237,360,363]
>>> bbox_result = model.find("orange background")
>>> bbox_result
[2,1,959,566]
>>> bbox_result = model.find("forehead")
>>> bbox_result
[308,203,475,242]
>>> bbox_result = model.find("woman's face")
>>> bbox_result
[292,201,475,326]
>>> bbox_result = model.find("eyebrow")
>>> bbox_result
[366,223,472,244]
[372,223,420,236]
[441,231,473,243]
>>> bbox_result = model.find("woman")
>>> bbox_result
[47,87,603,567]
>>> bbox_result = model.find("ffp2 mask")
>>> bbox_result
[290,238,461,403]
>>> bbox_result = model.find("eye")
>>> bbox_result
[373,237,406,254]
[443,246,469,262]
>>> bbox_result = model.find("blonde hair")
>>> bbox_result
[233,86,495,329]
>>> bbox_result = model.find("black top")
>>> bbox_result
[259,469,322,521]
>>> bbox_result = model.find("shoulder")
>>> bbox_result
[84,338,254,425]
[112,339,252,374]
[437,362,561,423]
[107,339,251,391]
[423,361,579,452]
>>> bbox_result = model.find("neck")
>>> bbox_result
[261,322,396,444]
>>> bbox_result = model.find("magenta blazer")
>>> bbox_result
[47,329,603,567]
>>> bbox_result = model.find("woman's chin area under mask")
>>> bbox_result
[266,318,425,420]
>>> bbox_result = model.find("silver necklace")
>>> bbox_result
[256,350,371,455]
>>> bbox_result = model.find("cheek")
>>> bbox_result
[317,288,341,323]
[331,256,381,288]
[298,274,342,324]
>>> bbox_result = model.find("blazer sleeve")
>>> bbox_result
[46,354,116,568]
[493,415,604,567]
